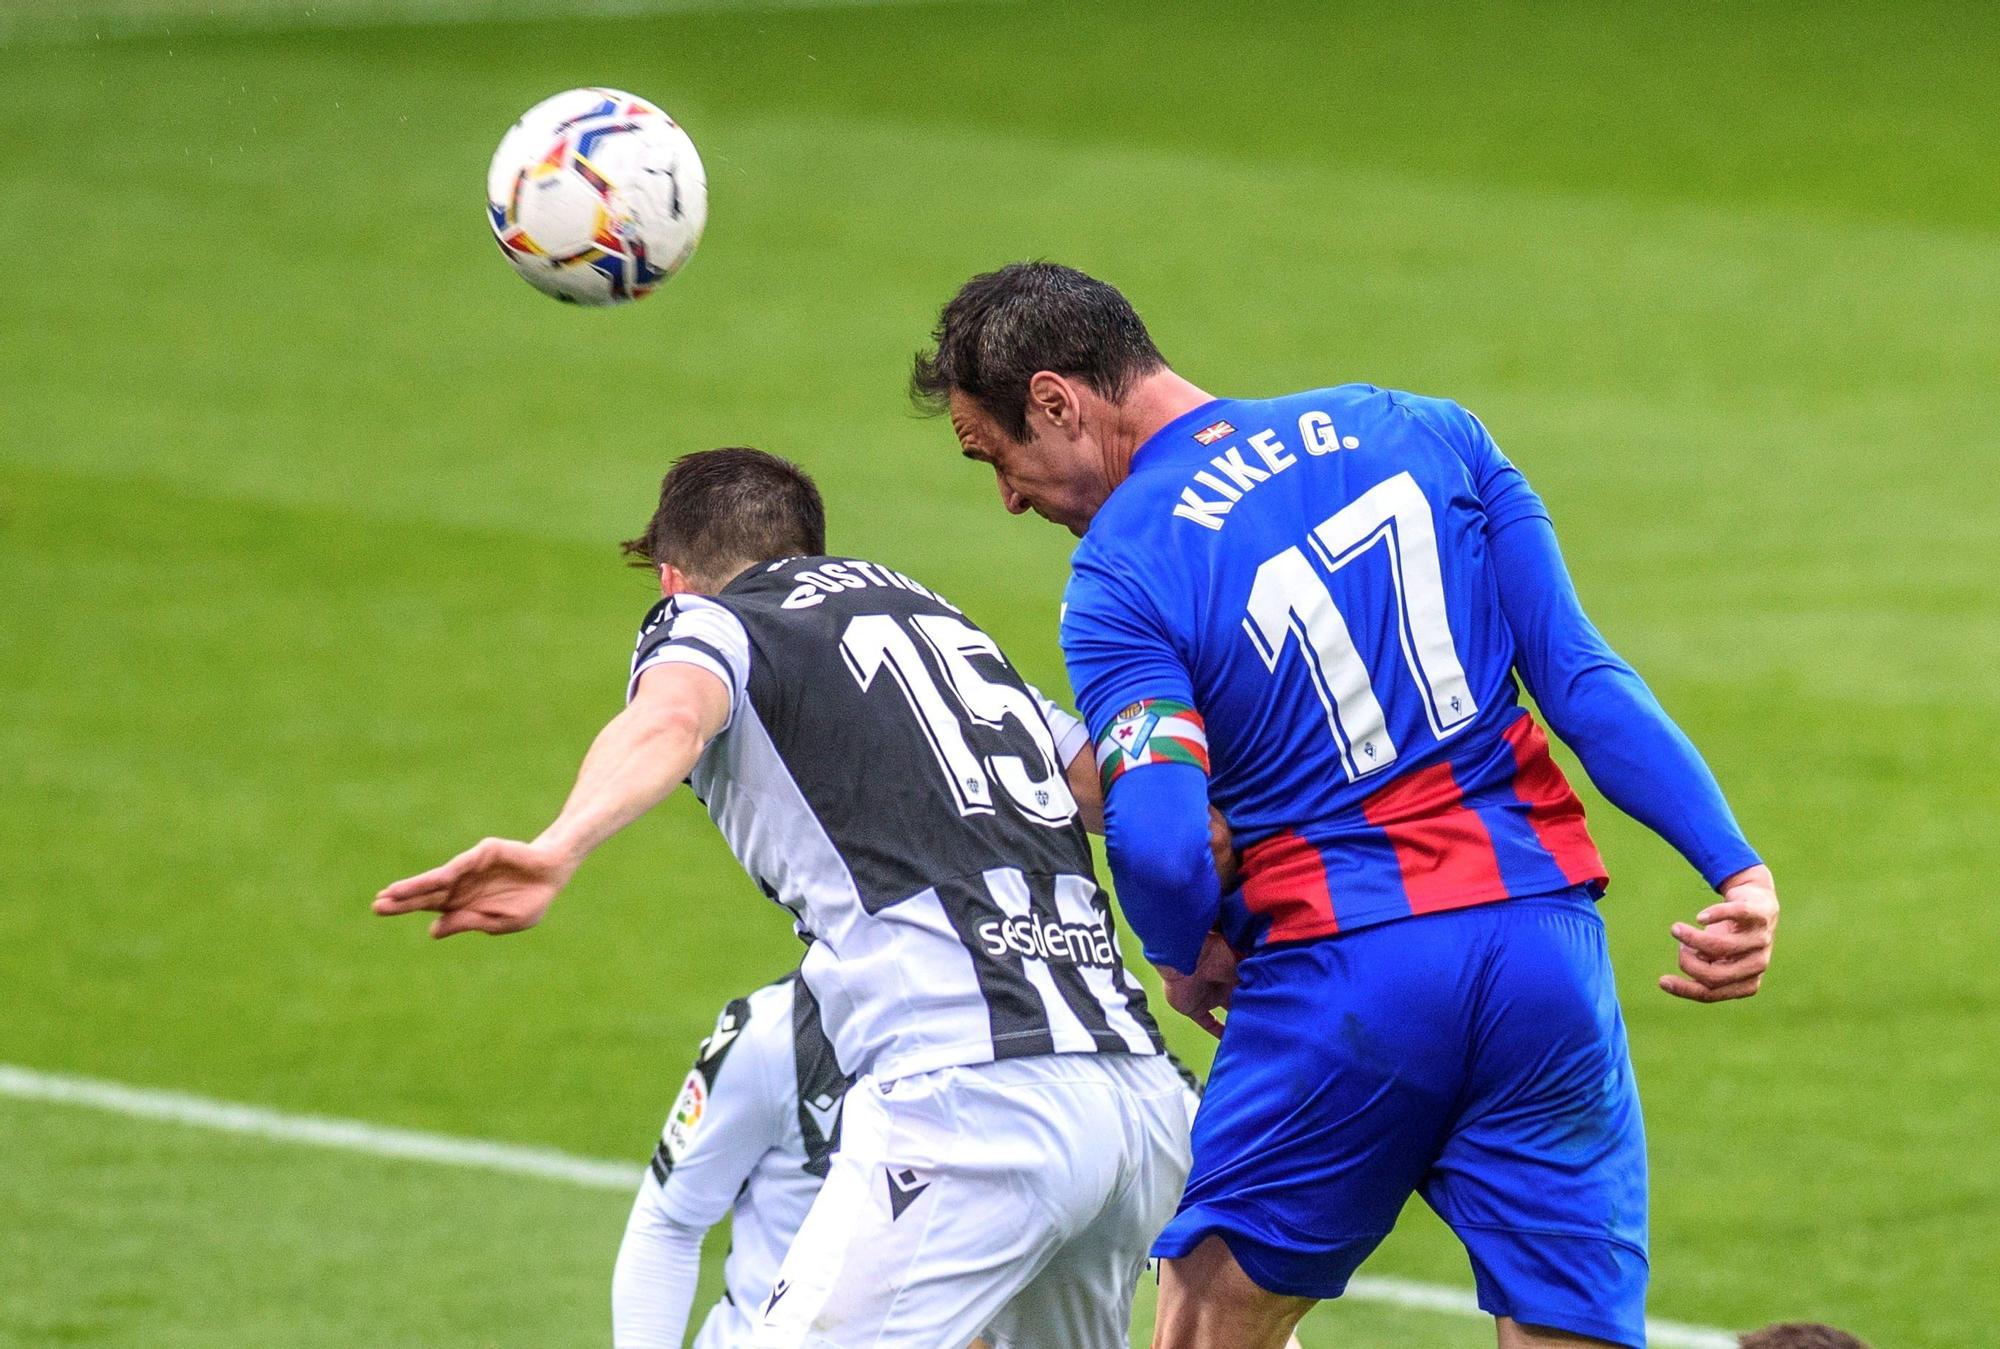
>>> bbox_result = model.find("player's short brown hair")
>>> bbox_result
[622,447,825,581]
[911,261,1167,440]
[1738,1324,1872,1349]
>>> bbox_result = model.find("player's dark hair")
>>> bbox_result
[622,447,826,580]
[1738,1325,1872,1349]
[911,261,1167,440]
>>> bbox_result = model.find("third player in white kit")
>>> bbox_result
[613,974,850,1349]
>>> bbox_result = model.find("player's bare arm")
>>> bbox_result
[1064,739,1103,833]
[372,661,729,938]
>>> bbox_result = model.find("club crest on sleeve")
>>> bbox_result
[1108,704,1160,762]
[1192,419,1235,446]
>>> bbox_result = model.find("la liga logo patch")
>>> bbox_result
[664,1069,707,1160]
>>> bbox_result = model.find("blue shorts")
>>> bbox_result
[1154,888,1648,1349]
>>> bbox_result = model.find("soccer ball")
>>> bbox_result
[486,88,707,306]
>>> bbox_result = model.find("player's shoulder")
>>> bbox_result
[1373,386,1490,449]
[1240,382,1479,442]
[742,970,802,1022]
[701,974,799,1083]
[629,589,754,708]
[635,595,672,646]
[1260,383,1497,475]
[634,590,742,644]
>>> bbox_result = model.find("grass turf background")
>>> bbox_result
[3,1,1997,1343]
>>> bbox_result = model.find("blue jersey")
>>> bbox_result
[1064,386,1617,950]
[1067,385,1759,1347]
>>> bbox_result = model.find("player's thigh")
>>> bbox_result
[1422,892,1649,1349]
[750,1067,1070,1349]
[982,1234,1134,1349]
[1155,933,1464,1298]
[986,1057,1193,1349]
[1154,1234,1314,1349]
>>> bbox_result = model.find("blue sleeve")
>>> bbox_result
[1059,548,1195,731]
[1102,765,1220,974]
[1061,550,1220,974]
[1413,398,1763,888]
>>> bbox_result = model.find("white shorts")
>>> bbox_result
[749,1051,1192,1349]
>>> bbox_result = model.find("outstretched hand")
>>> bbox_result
[1659,863,1778,1003]
[373,837,578,939]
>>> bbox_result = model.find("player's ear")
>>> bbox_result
[659,563,685,598]
[1027,371,1080,437]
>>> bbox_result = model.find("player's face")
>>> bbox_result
[948,391,1096,536]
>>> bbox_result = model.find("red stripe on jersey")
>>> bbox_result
[1361,760,1507,914]
[1239,830,1340,942]
[1502,713,1608,887]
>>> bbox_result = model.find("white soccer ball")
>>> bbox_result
[486,87,707,306]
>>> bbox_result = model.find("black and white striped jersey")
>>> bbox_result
[627,555,1165,1082]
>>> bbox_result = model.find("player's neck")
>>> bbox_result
[666,558,756,597]
[1100,369,1216,490]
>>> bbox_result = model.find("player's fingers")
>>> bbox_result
[1677,945,1770,986]
[1693,899,1771,929]
[376,850,481,903]
[1698,974,1763,1001]
[1659,972,1763,1002]
[429,908,495,939]
[1670,922,1765,960]
[1190,1009,1225,1039]
[372,885,451,915]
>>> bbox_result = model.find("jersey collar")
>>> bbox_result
[723,556,821,594]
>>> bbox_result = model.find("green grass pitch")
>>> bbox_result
[3,1,1997,1344]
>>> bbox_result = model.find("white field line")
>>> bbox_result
[0,0,990,48]
[0,1062,1740,1348]
[0,1061,638,1190]
[1342,1275,1737,1348]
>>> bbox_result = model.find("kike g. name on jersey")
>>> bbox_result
[1062,388,1608,952]
[628,557,1164,1083]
